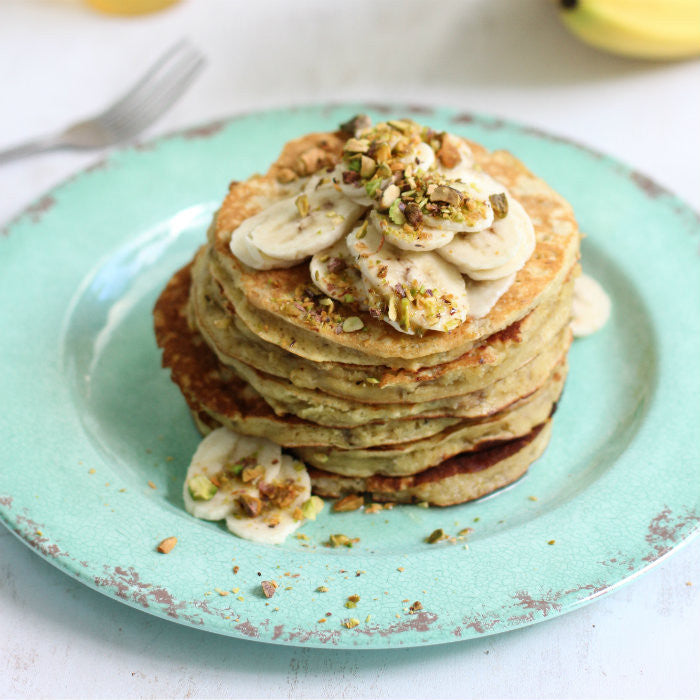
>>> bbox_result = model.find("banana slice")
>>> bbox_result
[465,273,516,319]
[230,221,299,270]
[230,187,365,268]
[309,238,367,303]
[401,141,436,171]
[183,427,311,544]
[438,196,532,277]
[571,273,611,338]
[466,201,536,281]
[370,210,454,252]
[347,222,469,333]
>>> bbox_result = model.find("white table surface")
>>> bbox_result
[1,1,699,698]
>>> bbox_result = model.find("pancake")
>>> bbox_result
[203,327,571,428]
[292,365,565,477]
[208,133,580,369]
[154,118,580,511]
[192,245,576,404]
[308,422,553,506]
[156,262,565,455]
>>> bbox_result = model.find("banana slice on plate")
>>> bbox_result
[309,238,367,303]
[370,210,454,252]
[438,196,533,278]
[230,187,366,268]
[183,427,312,545]
[571,273,611,337]
[464,273,516,319]
[347,222,469,333]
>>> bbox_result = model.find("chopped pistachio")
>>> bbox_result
[373,142,391,163]
[387,295,398,322]
[301,495,325,520]
[388,119,410,133]
[399,297,411,331]
[327,533,358,548]
[317,585,329,592]
[343,294,355,303]
[426,528,448,544]
[343,618,360,629]
[380,184,400,209]
[333,494,364,512]
[376,162,393,179]
[364,178,382,198]
[437,133,462,168]
[344,138,370,154]
[360,155,376,178]
[457,527,474,536]
[238,493,262,518]
[404,201,423,228]
[241,465,264,483]
[295,193,310,218]
[355,220,369,240]
[364,503,383,514]
[429,185,462,206]
[261,580,278,598]
[157,536,177,554]
[366,377,379,384]
[345,601,356,609]
[187,475,218,501]
[388,199,406,225]
[489,192,508,219]
[342,316,364,333]
[339,114,371,136]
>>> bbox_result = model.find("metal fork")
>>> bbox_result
[0,40,205,165]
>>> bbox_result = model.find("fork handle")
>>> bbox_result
[0,135,63,166]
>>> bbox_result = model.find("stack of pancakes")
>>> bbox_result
[154,129,580,506]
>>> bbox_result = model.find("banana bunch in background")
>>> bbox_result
[558,0,700,60]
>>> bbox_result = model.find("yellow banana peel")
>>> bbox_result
[558,0,700,60]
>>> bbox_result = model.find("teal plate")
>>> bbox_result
[1,105,699,649]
